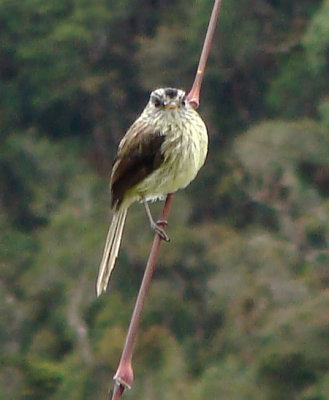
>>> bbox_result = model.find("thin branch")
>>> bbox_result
[187,0,223,108]
[110,195,174,399]
[109,0,223,398]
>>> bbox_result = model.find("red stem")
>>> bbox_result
[187,0,223,108]
[110,194,174,399]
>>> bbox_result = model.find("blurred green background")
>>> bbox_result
[1,0,329,398]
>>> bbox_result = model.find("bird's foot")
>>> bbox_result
[156,219,168,227]
[150,220,170,242]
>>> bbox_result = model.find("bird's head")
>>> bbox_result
[149,88,188,111]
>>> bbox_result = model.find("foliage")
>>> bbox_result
[0,0,328,398]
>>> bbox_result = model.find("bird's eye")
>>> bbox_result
[153,98,161,108]
[182,97,187,106]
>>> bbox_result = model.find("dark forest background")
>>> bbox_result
[1,0,329,398]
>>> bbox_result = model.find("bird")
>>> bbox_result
[96,87,208,296]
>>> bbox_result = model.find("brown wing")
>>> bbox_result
[110,120,165,209]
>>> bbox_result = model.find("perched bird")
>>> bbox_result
[96,87,208,296]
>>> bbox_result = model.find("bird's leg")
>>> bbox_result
[143,201,170,242]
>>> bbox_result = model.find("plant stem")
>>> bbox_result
[110,194,174,399]
[187,0,223,108]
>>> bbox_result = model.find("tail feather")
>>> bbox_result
[96,207,128,296]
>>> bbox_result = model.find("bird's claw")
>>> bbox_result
[156,219,168,227]
[151,221,170,242]
[155,226,170,242]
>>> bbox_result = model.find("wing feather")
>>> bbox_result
[110,120,165,208]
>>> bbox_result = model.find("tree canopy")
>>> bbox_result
[1,0,329,399]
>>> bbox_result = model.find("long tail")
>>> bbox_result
[96,207,128,296]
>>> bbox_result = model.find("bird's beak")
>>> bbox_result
[163,101,179,110]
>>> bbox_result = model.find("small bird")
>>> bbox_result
[96,87,208,296]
